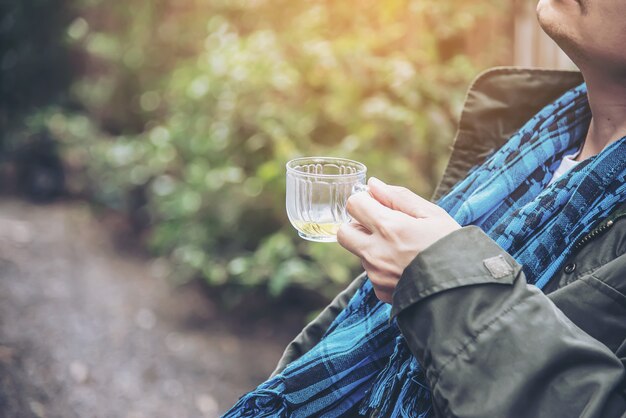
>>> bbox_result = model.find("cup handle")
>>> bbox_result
[351,183,370,195]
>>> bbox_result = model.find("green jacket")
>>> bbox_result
[273,67,626,417]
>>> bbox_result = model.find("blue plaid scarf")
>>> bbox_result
[223,83,626,417]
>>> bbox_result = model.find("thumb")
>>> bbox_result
[367,177,431,218]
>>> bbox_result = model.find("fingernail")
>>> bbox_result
[369,177,386,186]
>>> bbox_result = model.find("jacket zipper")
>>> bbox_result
[573,208,626,252]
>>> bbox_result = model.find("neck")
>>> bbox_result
[577,73,626,161]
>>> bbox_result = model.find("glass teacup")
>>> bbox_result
[286,157,367,242]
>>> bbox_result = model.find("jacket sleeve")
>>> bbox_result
[270,272,367,378]
[392,226,626,418]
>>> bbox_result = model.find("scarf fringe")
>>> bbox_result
[359,337,432,417]
[391,368,432,418]
[222,387,288,417]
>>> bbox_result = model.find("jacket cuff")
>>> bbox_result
[391,226,520,319]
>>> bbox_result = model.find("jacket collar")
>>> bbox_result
[433,67,584,201]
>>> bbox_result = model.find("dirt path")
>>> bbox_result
[0,199,298,418]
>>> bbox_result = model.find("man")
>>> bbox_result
[225,0,626,416]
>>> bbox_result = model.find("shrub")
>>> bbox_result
[44,0,509,300]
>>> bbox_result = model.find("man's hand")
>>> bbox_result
[337,177,461,303]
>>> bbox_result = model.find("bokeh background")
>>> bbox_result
[0,0,575,416]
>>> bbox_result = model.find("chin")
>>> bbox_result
[537,0,567,35]
[537,0,582,35]
[537,0,585,64]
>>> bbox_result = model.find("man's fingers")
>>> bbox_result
[345,190,395,232]
[368,177,433,218]
[336,221,370,258]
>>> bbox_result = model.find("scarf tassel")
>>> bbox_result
[359,337,417,416]
[391,368,433,418]
[360,337,433,417]
[222,387,288,418]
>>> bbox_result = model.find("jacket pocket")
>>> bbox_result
[549,257,626,353]
[582,274,626,308]
[589,253,626,300]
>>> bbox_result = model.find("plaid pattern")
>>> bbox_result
[223,83,626,417]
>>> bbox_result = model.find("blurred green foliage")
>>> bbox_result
[35,0,508,300]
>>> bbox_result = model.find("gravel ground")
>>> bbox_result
[0,199,298,418]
